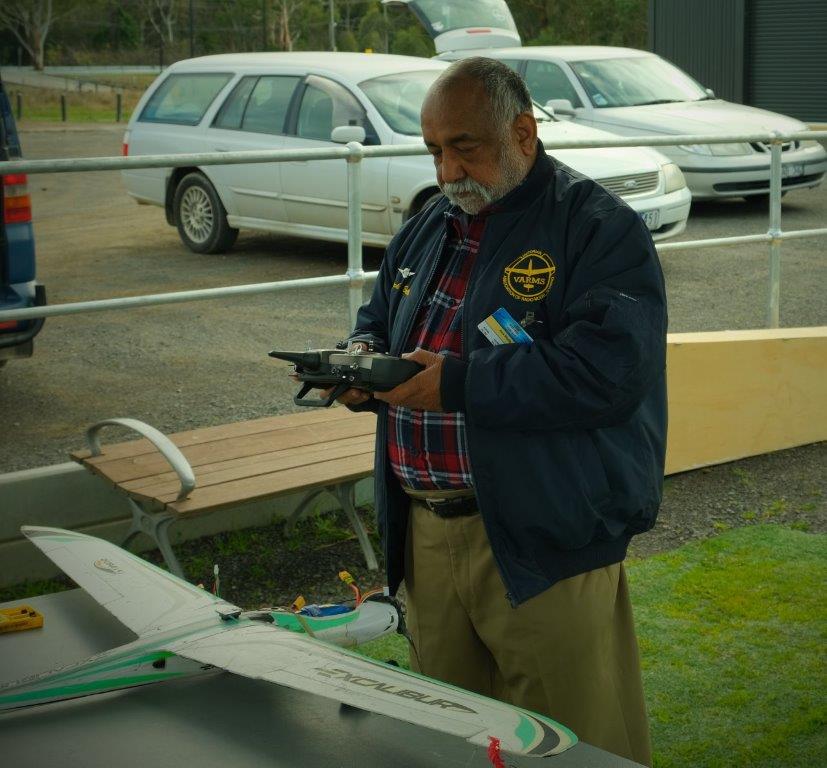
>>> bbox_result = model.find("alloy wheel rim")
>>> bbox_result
[180,187,214,243]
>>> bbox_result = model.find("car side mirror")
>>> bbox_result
[545,99,576,117]
[705,88,715,99]
[331,125,366,144]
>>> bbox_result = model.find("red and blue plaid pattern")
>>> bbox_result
[387,209,487,490]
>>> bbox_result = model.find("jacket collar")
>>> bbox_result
[488,141,555,215]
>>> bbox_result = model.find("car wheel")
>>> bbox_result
[173,173,238,254]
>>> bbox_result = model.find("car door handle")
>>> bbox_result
[214,147,230,152]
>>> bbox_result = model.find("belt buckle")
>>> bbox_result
[423,496,474,518]
[425,498,450,513]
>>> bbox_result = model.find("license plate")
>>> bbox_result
[782,163,804,179]
[639,209,660,230]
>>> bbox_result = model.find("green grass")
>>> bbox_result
[9,83,142,123]
[0,577,70,602]
[359,525,826,768]
[633,525,825,767]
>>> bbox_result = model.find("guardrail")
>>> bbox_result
[1,129,825,329]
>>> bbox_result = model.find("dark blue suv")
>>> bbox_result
[0,75,45,367]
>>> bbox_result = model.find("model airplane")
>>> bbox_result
[0,526,577,758]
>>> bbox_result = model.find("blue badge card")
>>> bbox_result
[478,307,533,345]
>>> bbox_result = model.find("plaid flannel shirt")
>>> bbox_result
[387,208,487,490]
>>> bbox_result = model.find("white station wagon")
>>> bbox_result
[123,52,690,254]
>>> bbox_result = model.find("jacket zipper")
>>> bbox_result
[392,232,446,355]
[383,229,446,576]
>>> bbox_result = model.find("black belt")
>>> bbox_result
[417,495,479,518]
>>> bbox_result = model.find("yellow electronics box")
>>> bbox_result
[0,605,44,633]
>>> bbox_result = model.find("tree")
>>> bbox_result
[144,0,177,44]
[268,0,305,51]
[508,0,549,44]
[524,0,647,48]
[207,0,262,52]
[93,4,141,50]
[390,26,433,58]
[0,0,54,70]
[337,28,359,52]
[357,5,389,53]
[266,0,328,52]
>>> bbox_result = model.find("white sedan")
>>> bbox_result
[123,52,689,254]
[450,45,827,203]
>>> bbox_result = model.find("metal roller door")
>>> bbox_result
[746,0,827,122]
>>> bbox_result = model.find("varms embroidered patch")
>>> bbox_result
[503,250,556,302]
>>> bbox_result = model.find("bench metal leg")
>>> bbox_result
[122,498,186,579]
[329,482,378,572]
[284,488,326,536]
[284,483,379,571]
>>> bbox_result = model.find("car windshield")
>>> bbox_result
[570,56,709,108]
[406,0,517,36]
[359,70,439,135]
[360,70,554,136]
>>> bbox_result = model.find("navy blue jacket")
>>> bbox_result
[349,147,667,606]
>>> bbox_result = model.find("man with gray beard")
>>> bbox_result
[340,58,666,765]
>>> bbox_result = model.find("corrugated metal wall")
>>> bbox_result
[648,0,745,102]
[747,0,827,123]
[649,0,827,122]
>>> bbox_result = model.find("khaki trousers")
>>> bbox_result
[403,500,652,766]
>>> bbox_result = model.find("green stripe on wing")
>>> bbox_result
[0,672,187,706]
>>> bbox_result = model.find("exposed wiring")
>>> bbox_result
[291,595,306,612]
[359,587,386,603]
[338,570,362,605]
[385,595,423,671]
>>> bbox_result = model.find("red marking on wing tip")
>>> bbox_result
[487,736,506,767]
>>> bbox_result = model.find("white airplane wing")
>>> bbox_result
[22,526,241,636]
[168,623,576,757]
[20,526,576,756]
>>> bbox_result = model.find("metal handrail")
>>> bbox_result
[0,130,824,175]
[0,272,380,321]
[0,130,825,329]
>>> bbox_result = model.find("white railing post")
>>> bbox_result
[346,141,365,330]
[767,135,784,328]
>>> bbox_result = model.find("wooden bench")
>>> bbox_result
[70,408,378,578]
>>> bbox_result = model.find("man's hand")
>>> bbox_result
[374,348,445,411]
[327,386,372,407]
